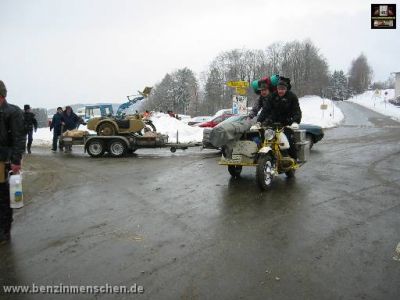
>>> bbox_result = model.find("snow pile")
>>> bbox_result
[299,96,344,128]
[347,89,400,122]
[150,113,204,143]
[33,127,53,146]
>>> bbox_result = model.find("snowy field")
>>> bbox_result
[347,89,400,122]
[299,96,344,128]
[32,96,343,146]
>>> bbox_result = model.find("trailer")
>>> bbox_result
[60,132,201,158]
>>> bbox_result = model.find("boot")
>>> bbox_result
[27,142,32,154]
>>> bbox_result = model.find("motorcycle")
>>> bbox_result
[219,123,310,190]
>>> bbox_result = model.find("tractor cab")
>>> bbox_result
[84,104,114,122]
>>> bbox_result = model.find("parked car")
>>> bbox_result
[187,116,212,126]
[202,116,324,150]
[213,108,233,117]
[301,123,324,149]
[198,114,235,128]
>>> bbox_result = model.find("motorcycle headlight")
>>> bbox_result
[265,129,275,141]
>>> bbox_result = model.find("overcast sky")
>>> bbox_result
[1,0,399,109]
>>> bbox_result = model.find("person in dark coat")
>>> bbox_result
[257,80,302,159]
[62,106,83,152]
[62,106,80,131]
[249,75,291,119]
[50,107,65,152]
[0,80,26,244]
[23,104,38,154]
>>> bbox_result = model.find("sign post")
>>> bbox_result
[226,81,249,115]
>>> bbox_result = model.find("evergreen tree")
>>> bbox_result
[348,54,373,94]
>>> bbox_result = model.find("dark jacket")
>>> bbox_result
[257,91,302,126]
[23,111,38,133]
[249,95,268,119]
[0,101,26,165]
[50,112,64,135]
[62,110,80,131]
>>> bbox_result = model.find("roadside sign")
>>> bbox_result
[320,104,328,110]
[226,81,249,95]
[226,81,249,88]
[232,95,248,115]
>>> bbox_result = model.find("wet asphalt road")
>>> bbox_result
[1,102,400,300]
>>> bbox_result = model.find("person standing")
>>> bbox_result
[0,80,26,244]
[62,106,80,131]
[50,107,64,152]
[62,106,80,152]
[23,104,38,154]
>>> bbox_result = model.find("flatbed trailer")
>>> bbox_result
[60,134,201,157]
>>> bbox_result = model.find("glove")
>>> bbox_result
[250,122,261,131]
[290,122,299,129]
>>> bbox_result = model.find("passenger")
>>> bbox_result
[257,80,302,159]
[248,74,280,119]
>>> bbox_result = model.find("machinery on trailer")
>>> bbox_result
[86,87,154,136]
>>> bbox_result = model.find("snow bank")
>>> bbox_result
[149,113,203,143]
[299,96,344,128]
[347,89,400,122]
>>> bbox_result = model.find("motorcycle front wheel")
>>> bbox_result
[256,155,274,190]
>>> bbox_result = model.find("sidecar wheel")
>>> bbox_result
[256,155,274,190]
[285,169,296,178]
[228,165,242,178]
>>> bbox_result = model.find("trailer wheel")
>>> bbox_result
[87,139,105,157]
[170,147,177,153]
[109,139,128,157]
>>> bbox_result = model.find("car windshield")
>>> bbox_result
[216,115,245,127]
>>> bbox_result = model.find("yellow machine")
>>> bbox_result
[86,114,156,136]
[86,87,156,136]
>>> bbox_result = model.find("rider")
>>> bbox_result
[248,74,280,119]
[257,79,302,159]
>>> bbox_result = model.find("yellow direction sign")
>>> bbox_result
[236,87,248,95]
[226,81,249,88]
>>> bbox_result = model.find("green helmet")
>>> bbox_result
[270,74,280,86]
[251,80,259,93]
